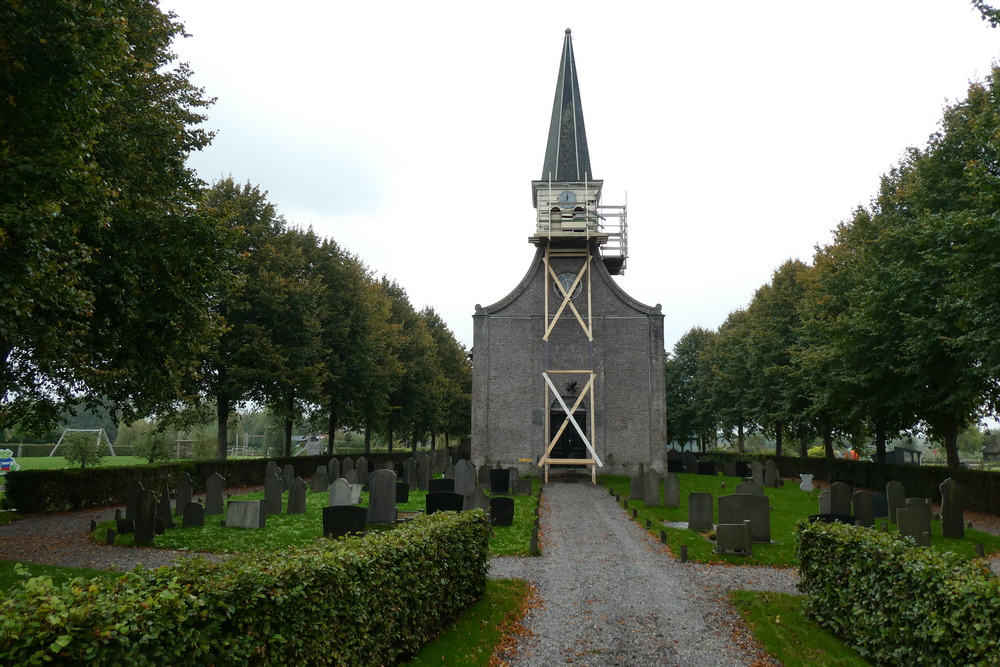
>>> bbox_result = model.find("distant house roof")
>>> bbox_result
[982,435,1000,455]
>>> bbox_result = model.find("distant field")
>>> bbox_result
[5,456,159,471]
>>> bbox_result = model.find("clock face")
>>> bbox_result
[554,272,582,299]
[557,190,577,209]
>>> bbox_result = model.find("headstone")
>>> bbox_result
[666,459,684,474]
[182,502,205,528]
[443,460,455,479]
[349,482,362,505]
[311,467,329,493]
[642,469,661,506]
[897,497,931,547]
[134,489,158,546]
[723,461,738,478]
[396,482,410,503]
[664,473,681,508]
[205,473,225,515]
[489,468,511,494]
[818,490,831,515]
[329,478,354,506]
[750,461,765,486]
[853,490,875,528]
[265,460,280,482]
[873,492,889,518]
[764,460,781,488]
[367,469,397,524]
[507,467,520,485]
[454,459,476,496]
[416,455,432,491]
[175,473,193,517]
[798,474,814,492]
[715,521,752,556]
[323,505,367,538]
[829,482,853,516]
[718,493,771,543]
[939,478,965,539]
[264,473,284,515]
[734,482,765,497]
[328,458,340,481]
[156,481,176,529]
[512,479,532,495]
[125,481,144,521]
[734,461,750,479]
[344,469,359,485]
[225,500,266,528]
[464,486,491,511]
[282,464,295,491]
[403,457,418,488]
[682,451,698,474]
[105,529,116,545]
[687,492,714,532]
[490,497,515,526]
[697,461,717,476]
[341,456,355,478]
[428,478,455,494]
[356,456,369,485]
[287,477,307,514]
[116,518,135,535]
[629,476,643,500]
[886,481,905,524]
[426,492,465,515]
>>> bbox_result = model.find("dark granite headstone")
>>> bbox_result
[175,473,193,517]
[328,458,341,481]
[282,464,295,491]
[134,489,158,546]
[395,482,410,503]
[311,467,329,493]
[829,482,852,516]
[205,473,225,515]
[416,455,432,491]
[403,457,418,488]
[115,518,135,535]
[687,492,714,532]
[323,505,367,538]
[853,490,875,528]
[666,459,683,474]
[426,492,465,515]
[642,469,661,506]
[682,451,698,474]
[264,473,283,515]
[428,478,455,494]
[490,497,515,527]
[734,461,750,478]
[886,480,905,524]
[718,493,770,543]
[940,478,964,539]
[897,497,931,546]
[105,528,117,545]
[464,487,491,511]
[156,481,176,529]
[367,469,397,524]
[489,468,511,494]
[125,481,144,521]
[715,521,752,556]
[355,456,369,485]
[697,461,717,476]
[287,477,307,514]
[873,492,889,519]
[664,473,680,508]
[182,502,205,528]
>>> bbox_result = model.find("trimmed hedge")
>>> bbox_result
[0,509,490,665]
[797,520,1000,665]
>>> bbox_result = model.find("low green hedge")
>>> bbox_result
[0,510,490,665]
[797,520,1000,665]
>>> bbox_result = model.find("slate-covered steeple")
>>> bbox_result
[541,28,593,182]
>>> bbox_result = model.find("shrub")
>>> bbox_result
[61,431,108,468]
[135,430,174,464]
[797,520,1000,665]
[0,510,490,665]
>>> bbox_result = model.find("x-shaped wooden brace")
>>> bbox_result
[544,258,592,341]
[539,372,603,466]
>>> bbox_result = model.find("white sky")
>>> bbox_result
[162,1,1000,352]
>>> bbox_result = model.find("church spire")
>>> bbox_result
[541,28,593,182]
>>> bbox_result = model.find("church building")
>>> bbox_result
[471,29,667,481]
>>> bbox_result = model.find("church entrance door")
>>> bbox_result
[549,407,587,460]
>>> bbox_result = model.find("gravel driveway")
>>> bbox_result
[490,482,794,666]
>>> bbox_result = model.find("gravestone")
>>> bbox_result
[718,493,771,543]
[311,466,329,493]
[344,469,359,485]
[426,492,465,515]
[116,517,135,535]
[282,464,295,491]
[873,491,889,518]
[443,460,455,479]
[454,459,476,496]
[629,476,643,500]
[508,467,520,485]
[355,456,369,485]
[464,486,491,511]
[886,481,905,524]
[798,474,814,492]
[939,478,964,539]
[697,461,717,476]
[134,489,158,546]
[687,492,714,532]
[490,468,511,494]
[264,473,284,515]
[682,451,698,474]
[416,455,432,491]
[349,482,362,505]
[829,482,853,516]
[322,506,367,538]
[666,459,684,474]
[897,497,931,547]
[367,469,398,524]
[428,478,455,494]
[642,469,661,506]
[734,461,750,479]
[763,460,781,488]
[205,473,225,515]
[818,490,831,514]
[750,462,765,486]
[287,477,307,514]
[265,460,280,482]
[512,479,532,495]
[734,482,765,497]
[853,490,875,528]
[723,461,738,478]
[328,458,340,481]
[715,520,752,556]
[403,457,418,488]
[182,502,205,528]
[396,482,410,503]
[490,497,515,527]
[175,473,193,517]
[341,457,355,478]
[329,478,354,506]
[226,500,267,528]
[125,481,144,521]
[157,481,176,530]
[664,473,681,508]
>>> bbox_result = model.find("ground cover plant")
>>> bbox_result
[0,561,122,591]
[600,473,1000,566]
[94,477,541,557]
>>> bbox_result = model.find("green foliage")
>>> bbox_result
[0,562,121,592]
[134,430,174,464]
[797,520,1000,665]
[60,432,107,469]
[0,511,491,665]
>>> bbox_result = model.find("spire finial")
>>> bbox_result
[565,27,571,34]
[541,29,592,182]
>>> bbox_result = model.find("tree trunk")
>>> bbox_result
[823,427,834,459]
[283,416,293,458]
[387,423,393,453]
[326,402,338,455]
[445,433,450,450]
[216,395,230,461]
[737,421,745,453]
[775,422,783,457]
[874,417,887,464]
[364,422,372,455]
[798,427,808,458]
[944,419,961,470]
[412,428,419,454]
[431,433,437,451]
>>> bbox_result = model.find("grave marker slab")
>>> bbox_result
[490,497,515,526]
[329,478,354,506]
[134,489,158,546]
[264,473,284,515]
[396,482,410,503]
[323,506,367,538]
[454,459,476,496]
[664,473,680,508]
[853,490,875,528]
[344,469,359,485]
[205,473,225,515]
[287,477,307,514]
[723,461,738,478]
[764,460,781,488]
[156,481,176,529]
[818,490,831,515]
[886,481,905,524]
[182,502,205,528]
[750,462,765,486]
[328,458,341,481]
[512,479,532,495]
[175,473,193,517]
[356,456,369,485]
[426,492,465,515]
[341,457,355,477]
[282,464,295,491]
[718,493,771,543]
[125,481,144,521]
[687,492,714,532]
[490,468,511,494]
[897,497,931,546]
[428,478,455,494]
[311,467,329,493]
[642,469,662,506]
[715,521,752,556]
[697,461,717,476]
[829,482,853,516]
[367,469,397,524]
[873,492,889,518]
[464,487,491,511]
[403,457,418,488]
[225,500,266,528]
[416,455,432,491]
[940,478,965,539]
[682,451,698,474]
[734,482,765,497]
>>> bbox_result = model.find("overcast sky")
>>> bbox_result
[162,1,1000,352]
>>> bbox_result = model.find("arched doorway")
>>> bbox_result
[549,397,586,460]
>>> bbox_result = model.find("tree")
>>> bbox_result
[703,309,755,452]
[421,307,472,448]
[61,431,108,469]
[665,327,716,451]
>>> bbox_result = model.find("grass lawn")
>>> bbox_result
[730,590,871,666]
[0,560,122,591]
[4,456,158,471]
[600,473,1000,566]
[94,477,541,558]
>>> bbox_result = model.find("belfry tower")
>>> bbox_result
[472,29,666,480]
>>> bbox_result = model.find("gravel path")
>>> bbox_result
[490,483,792,666]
